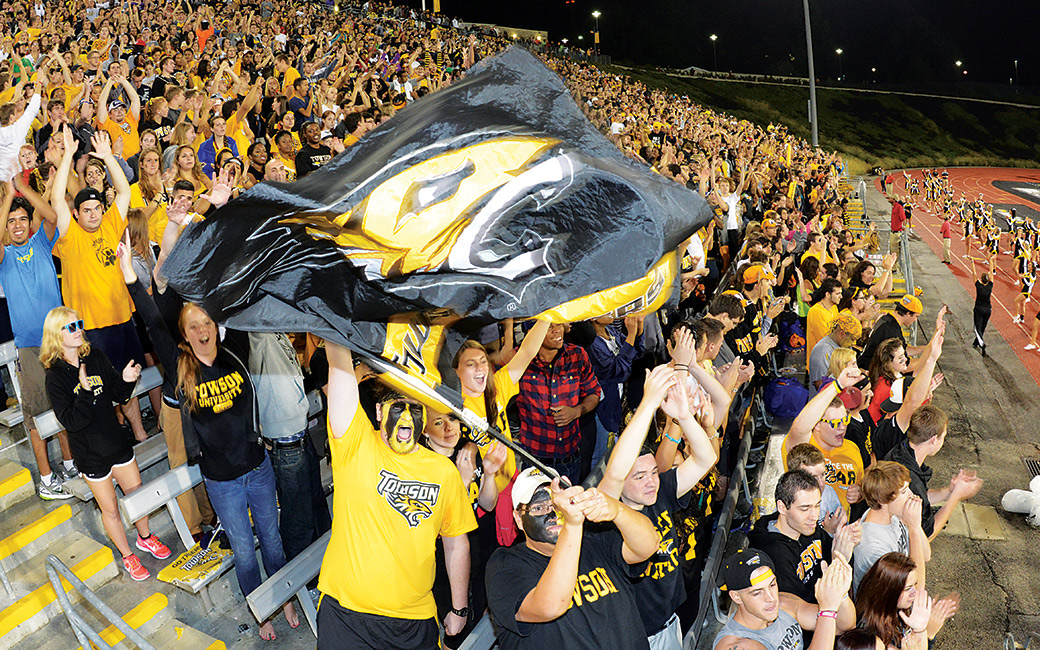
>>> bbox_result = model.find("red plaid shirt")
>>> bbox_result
[517,344,601,458]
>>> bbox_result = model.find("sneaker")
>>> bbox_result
[136,535,171,560]
[59,463,80,481]
[122,554,150,581]
[1026,344,1036,351]
[37,477,75,501]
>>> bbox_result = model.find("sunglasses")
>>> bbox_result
[821,414,851,428]
[62,319,85,334]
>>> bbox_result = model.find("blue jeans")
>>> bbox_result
[204,455,286,598]
[267,434,331,561]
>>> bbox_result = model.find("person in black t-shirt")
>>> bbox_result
[857,295,926,369]
[295,121,334,179]
[597,364,719,649]
[485,467,659,650]
[42,306,172,582]
[748,470,860,608]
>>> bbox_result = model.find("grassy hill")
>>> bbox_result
[612,67,1040,174]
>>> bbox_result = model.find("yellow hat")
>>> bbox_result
[743,265,776,284]
[899,295,923,314]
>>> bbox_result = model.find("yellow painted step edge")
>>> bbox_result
[0,545,114,638]
[77,592,168,650]
[0,504,72,561]
[207,640,228,649]
[0,467,31,500]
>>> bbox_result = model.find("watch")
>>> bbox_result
[450,606,470,618]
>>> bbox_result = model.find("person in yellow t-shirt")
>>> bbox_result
[317,342,476,649]
[805,278,842,366]
[452,320,551,494]
[782,367,866,515]
[50,128,151,443]
[96,76,142,159]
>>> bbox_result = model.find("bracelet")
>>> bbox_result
[673,363,689,371]
[817,610,838,619]
[910,627,928,635]
[663,432,681,445]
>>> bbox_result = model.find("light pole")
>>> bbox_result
[802,0,819,147]
[592,10,601,54]
[710,34,718,72]
[1015,59,1019,90]
[835,48,843,82]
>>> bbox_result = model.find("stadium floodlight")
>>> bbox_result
[592,11,601,54]
[835,48,843,81]
[955,60,962,67]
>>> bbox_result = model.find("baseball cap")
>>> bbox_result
[108,99,126,110]
[320,130,335,141]
[743,264,776,284]
[717,548,776,591]
[74,188,104,209]
[880,376,906,413]
[838,386,864,411]
[511,467,558,508]
[899,294,923,314]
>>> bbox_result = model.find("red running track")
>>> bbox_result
[877,168,1040,384]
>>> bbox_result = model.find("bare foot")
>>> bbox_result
[259,620,276,641]
[284,601,300,629]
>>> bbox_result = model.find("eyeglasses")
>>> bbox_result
[62,320,85,334]
[821,414,851,428]
[524,502,557,517]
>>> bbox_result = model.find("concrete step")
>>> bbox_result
[147,618,227,650]
[0,460,34,511]
[0,532,119,649]
[0,500,76,573]
[13,590,171,650]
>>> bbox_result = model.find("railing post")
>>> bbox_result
[45,555,158,650]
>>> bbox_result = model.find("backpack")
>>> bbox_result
[763,377,809,418]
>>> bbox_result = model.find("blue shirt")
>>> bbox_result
[0,226,62,347]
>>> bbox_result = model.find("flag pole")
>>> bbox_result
[361,354,573,488]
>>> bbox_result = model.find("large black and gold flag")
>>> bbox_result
[163,46,711,402]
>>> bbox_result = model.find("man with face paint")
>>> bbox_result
[317,342,476,650]
[713,548,853,650]
[485,466,660,649]
[597,365,719,650]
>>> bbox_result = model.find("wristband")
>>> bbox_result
[910,627,927,635]
[817,610,837,620]
[673,363,689,371]
[663,432,681,445]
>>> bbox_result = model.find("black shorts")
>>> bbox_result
[316,596,438,650]
[81,448,136,482]
[86,320,146,374]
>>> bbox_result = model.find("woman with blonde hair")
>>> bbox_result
[163,121,200,170]
[41,306,170,581]
[166,145,212,196]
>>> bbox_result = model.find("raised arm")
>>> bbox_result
[96,78,115,124]
[326,341,360,439]
[89,131,130,217]
[12,173,57,238]
[598,365,675,498]
[505,319,550,384]
[51,124,77,237]
[120,75,141,121]
[786,366,864,454]
[666,380,719,496]
[894,325,943,431]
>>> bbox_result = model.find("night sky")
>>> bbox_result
[406,0,1039,88]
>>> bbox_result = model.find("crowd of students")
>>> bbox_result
[0,0,984,648]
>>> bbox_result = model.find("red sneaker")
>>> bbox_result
[122,554,150,581]
[136,535,172,560]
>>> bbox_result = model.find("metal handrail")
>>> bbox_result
[899,228,918,346]
[45,555,157,650]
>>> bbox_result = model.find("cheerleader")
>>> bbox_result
[1015,248,1035,323]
